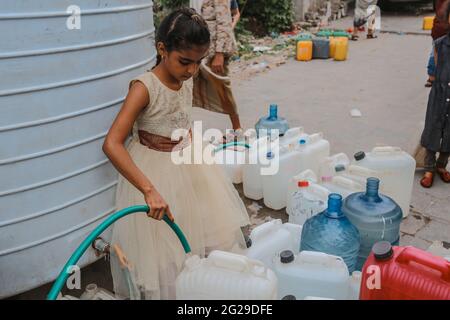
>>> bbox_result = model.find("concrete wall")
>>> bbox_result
[293,0,326,21]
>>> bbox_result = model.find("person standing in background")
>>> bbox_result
[191,0,244,141]
[425,0,450,87]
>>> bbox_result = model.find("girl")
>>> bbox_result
[102,8,250,299]
[420,3,450,188]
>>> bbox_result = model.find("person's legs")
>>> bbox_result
[367,13,377,38]
[436,152,450,182]
[421,149,437,188]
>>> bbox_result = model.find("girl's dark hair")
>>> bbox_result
[155,8,210,65]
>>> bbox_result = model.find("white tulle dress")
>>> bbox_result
[109,71,250,300]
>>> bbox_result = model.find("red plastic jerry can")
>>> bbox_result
[360,241,450,300]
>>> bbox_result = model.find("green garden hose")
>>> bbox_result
[47,205,190,300]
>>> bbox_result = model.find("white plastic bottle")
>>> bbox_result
[287,181,329,225]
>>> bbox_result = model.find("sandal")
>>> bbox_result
[367,33,378,39]
[350,34,359,41]
[425,79,433,87]
[437,168,450,183]
[420,171,434,188]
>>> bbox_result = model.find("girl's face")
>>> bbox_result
[159,43,209,82]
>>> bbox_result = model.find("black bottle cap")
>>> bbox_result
[354,151,366,161]
[245,235,252,249]
[335,164,346,172]
[280,250,294,264]
[372,241,394,261]
[281,295,296,300]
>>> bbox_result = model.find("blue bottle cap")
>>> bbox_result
[266,151,274,159]
[299,139,306,145]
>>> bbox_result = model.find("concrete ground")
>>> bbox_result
[9,10,450,300]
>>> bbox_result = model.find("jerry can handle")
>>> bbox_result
[372,146,402,154]
[396,247,450,282]
[250,219,282,242]
[208,251,266,276]
[332,153,350,166]
[309,132,324,143]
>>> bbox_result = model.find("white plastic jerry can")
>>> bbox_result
[318,153,351,181]
[243,219,302,269]
[273,250,350,300]
[352,146,416,217]
[262,144,303,210]
[295,132,331,176]
[320,176,365,199]
[175,250,278,300]
[243,135,274,200]
[242,127,306,200]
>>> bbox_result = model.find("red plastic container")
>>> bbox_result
[360,241,450,300]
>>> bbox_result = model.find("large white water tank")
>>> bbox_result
[0,0,156,298]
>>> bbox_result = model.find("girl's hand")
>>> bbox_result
[211,53,225,75]
[144,187,174,221]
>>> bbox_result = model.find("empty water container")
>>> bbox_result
[352,147,416,218]
[321,176,365,199]
[237,219,302,269]
[175,251,278,300]
[287,180,329,225]
[263,144,303,210]
[300,194,360,273]
[242,127,306,200]
[286,170,321,215]
[342,177,403,271]
[274,250,350,300]
[312,38,330,59]
[255,104,289,138]
[243,136,273,200]
[295,133,330,175]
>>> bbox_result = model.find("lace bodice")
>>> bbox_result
[130,72,193,139]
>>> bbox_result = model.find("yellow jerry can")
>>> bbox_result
[297,40,313,61]
[329,36,337,58]
[423,16,435,31]
[334,37,348,61]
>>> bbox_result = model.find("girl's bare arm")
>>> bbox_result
[102,81,174,221]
